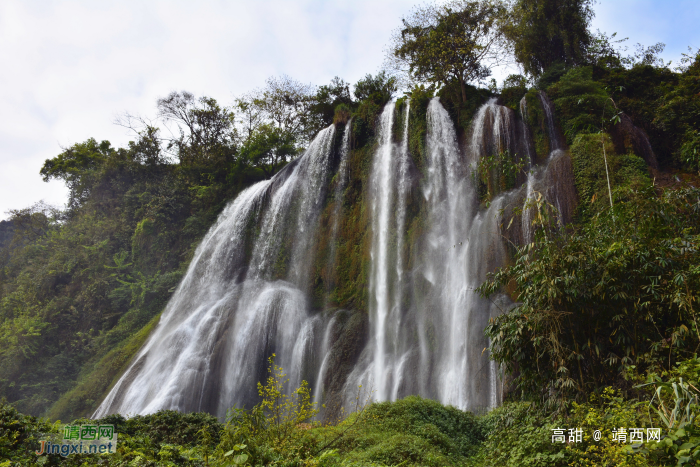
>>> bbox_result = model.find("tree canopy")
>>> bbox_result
[387,0,506,102]
[501,0,594,77]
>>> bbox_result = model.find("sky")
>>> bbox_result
[1,0,698,220]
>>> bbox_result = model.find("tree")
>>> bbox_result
[127,126,165,168]
[310,76,354,129]
[387,0,506,103]
[235,94,266,140]
[501,0,594,77]
[353,71,397,104]
[5,201,60,246]
[237,75,318,147]
[239,124,297,178]
[40,138,114,210]
[157,91,238,166]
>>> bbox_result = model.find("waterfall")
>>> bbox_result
[95,91,576,420]
[313,315,337,403]
[342,100,413,404]
[393,103,410,353]
[520,96,535,244]
[342,97,513,411]
[326,121,352,295]
[94,125,338,419]
[539,91,561,151]
[367,101,405,402]
[314,121,352,407]
[422,98,475,409]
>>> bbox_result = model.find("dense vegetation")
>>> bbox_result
[0,70,399,422]
[2,0,700,465]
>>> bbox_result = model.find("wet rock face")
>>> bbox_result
[610,113,659,169]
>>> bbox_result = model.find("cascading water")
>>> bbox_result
[520,95,536,244]
[326,120,352,294]
[539,91,560,151]
[420,97,513,410]
[96,92,577,419]
[313,122,351,406]
[95,125,340,419]
[368,102,395,402]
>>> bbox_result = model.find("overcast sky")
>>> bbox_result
[1,0,698,220]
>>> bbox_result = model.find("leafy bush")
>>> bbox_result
[326,396,485,467]
[475,150,527,202]
[361,396,485,455]
[0,400,59,465]
[216,354,318,465]
[569,132,650,218]
[547,66,609,143]
[500,74,528,111]
[480,185,700,405]
[471,402,570,466]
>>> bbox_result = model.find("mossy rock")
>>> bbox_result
[570,132,650,219]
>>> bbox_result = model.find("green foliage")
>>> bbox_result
[40,138,115,211]
[636,360,700,465]
[523,89,554,160]
[388,0,505,103]
[0,392,484,467]
[406,85,434,169]
[480,185,700,405]
[475,150,527,202]
[501,0,594,77]
[361,396,485,455]
[437,79,493,131]
[470,390,661,466]
[499,74,528,110]
[216,355,318,465]
[347,72,397,147]
[537,62,568,90]
[46,312,160,421]
[546,66,609,143]
[5,373,700,466]
[255,354,318,444]
[313,77,354,128]
[0,114,257,418]
[239,123,298,178]
[321,396,485,467]
[353,72,397,106]
[0,399,59,465]
[332,104,352,125]
[470,402,570,466]
[565,389,652,467]
[157,91,238,168]
[680,130,700,174]
[570,132,650,219]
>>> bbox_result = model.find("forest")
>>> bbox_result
[2,0,700,465]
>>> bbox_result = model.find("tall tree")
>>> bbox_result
[237,75,317,146]
[157,92,238,166]
[40,138,114,210]
[239,124,297,178]
[353,71,398,104]
[387,0,506,103]
[501,0,594,77]
[310,76,354,129]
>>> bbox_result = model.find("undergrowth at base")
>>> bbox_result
[3,356,699,466]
